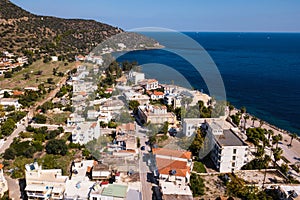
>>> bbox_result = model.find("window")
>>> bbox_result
[233,149,237,154]
[232,162,235,167]
[232,156,236,160]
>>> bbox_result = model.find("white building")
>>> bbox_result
[139,79,159,91]
[24,162,68,200]
[0,98,22,109]
[87,110,99,120]
[67,113,85,127]
[150,91,164,100]
[160,181,193,200]
[64,180,94,200]
[138,105,176,124]
[89,183,129,200]
[128,70,145,85]
[0,164,8,198]
[153,148,193,185]
[72,121,101,145]
[210,129,248,173]
[123,91,150,105]
[182,118,223,137]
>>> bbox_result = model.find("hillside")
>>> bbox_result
[0,0,123,61]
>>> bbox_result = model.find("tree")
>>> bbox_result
[53,67,58,76]
[23,73,30,80]
[128,100,140,114]
[100,121,107,128]
[1,118,16,136]
[5,105,15,112]
[4,72,12,78]
[190,173,205,197]
[189,128,205,157]
[289,133,298,146]
[240,106,246,114]
[3,148,16,160]
[231,113,241,127]
[3,91,10,98]
[137,137,141,148]
[46,139,68,156]
[193,161,206,173]
[251,116,257,127]
[259,119,264,128]
[273,147,283,167]
[34,114,47,124]
[161,121,169,135]
[229,104,234,116]
[47,78,54,84]
[244,114,249,130]
[272,134,282,148]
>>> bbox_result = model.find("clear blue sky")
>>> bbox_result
[11,0,300,32]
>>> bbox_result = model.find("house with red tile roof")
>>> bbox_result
[153,148,193,184]
[150,90,164,100]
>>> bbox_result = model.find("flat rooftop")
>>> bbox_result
[214,129,246,146]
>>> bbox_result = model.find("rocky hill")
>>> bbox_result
[0,0,123,61]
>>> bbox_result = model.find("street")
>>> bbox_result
[0,124,26,154]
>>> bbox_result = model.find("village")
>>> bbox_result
[0,51,299,200]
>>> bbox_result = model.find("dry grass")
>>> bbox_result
[46,111,71,125]
[0,60,77,89]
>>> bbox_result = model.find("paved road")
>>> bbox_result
[136,124,153,200]
[4,175,21,200]
[0,124,26,154]
[139,139,153,200]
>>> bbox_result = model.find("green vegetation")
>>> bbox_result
[242,155,271,170]
[225,174,274,200]
[189,128,205,157]
[193,161,207,173]
[0,118,15,137]
[190,173,205,197]
[34,114,47,124]
[0,111,26,137]
[231,113,241,127]
[128,100,140,114]
[45,139,68,156]
[137,137,141,148]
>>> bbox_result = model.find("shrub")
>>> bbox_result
[46,139,68,156]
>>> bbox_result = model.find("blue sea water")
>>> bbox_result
[116,32,300,135]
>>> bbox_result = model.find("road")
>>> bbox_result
[139,138,153,200]
[0,124,26,154]
[4,175,21,200]
[136,124,153,200]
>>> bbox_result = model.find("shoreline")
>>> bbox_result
[233,107,300,141]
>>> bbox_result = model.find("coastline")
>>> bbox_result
[232,107,300,164]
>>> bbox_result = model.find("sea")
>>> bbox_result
[115,32,300,135]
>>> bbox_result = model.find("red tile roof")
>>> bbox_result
[156,158,189,177]
[153,91,164,96]
[153,148,192,159]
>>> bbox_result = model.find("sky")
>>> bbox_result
[10,0,300,32]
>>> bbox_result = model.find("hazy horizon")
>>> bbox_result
[10,0,300,33]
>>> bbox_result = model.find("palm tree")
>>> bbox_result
[259,119,264,128]
[244,114,249,130]
[273,147,283,167]
[289,133,298,146]
[240,106,246,114]
[229,104,234,116]
[266,129,274,147]
[272,134,283,148]
[251,116,257,127]
[267,130,274,140]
